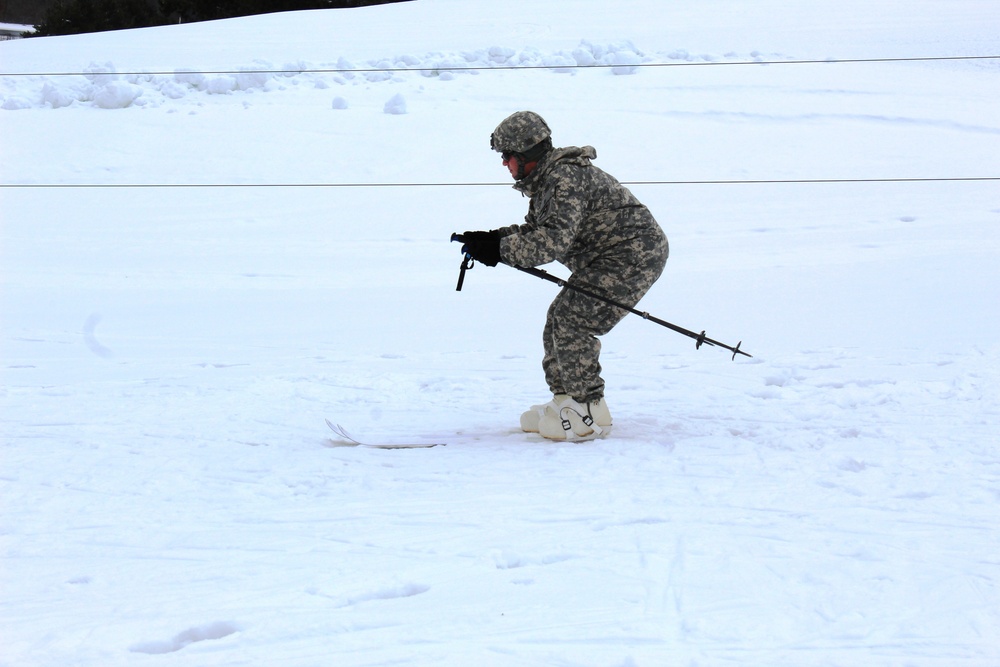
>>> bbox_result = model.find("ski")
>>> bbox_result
[325,420,445,449]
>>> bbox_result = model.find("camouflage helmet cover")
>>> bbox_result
[490,111,552,154]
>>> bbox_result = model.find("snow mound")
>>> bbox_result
[93,80,143,109]
[0,43,783,111]
[383,92,406,115]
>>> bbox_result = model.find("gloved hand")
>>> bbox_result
[461,230,502,267]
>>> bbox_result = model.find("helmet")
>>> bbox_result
[490,111,552,154]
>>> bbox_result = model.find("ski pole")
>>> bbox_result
[451,233,751,360]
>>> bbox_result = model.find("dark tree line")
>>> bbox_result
[159,0,404,24]
[2,0,44,25]
[33,0,161,36]
[30,0,407,37]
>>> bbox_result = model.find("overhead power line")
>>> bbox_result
[1,54,997,78]
[2,177,998,189]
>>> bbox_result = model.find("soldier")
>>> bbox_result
[461,111,668,441]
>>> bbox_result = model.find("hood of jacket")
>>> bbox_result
[513,145,597,196]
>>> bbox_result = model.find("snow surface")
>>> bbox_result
[2,1,1000,665]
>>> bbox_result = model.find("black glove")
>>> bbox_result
[461,230,502,267]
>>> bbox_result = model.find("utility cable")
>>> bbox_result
[1,54,998,78]
[2,177,998,189]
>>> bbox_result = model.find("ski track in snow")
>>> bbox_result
[2,1,1000,665]
[3,346,998,664]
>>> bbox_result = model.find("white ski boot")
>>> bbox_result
[537,396,612,441]
[520,394,569,433]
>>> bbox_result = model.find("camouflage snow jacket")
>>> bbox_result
[497,145,666,274]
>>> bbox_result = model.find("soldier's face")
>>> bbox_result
[502,153,519,179]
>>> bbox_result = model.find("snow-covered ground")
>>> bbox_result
[2,1,999,665]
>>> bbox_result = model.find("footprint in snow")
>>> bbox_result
[129,621,240,654]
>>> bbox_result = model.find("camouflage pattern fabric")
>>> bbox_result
[490,111,551,153]
[497,145,669,403]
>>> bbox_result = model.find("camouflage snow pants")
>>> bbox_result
[543,232,669,403]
